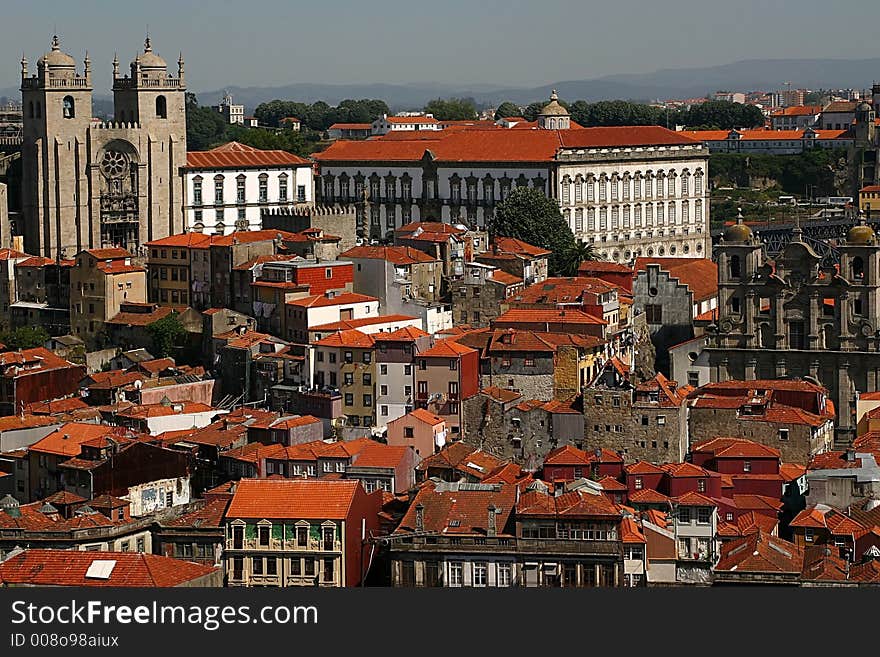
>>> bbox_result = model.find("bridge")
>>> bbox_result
[711,214,880,265]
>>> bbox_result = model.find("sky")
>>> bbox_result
[4,0,880,94]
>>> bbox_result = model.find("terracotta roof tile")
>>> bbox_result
[186,142,310,169]
[313,329,376,348]
[0,549,218,587]
[227,478,364,519]
[340,245,437,265]
[635,257,718,302]
[715,531,802,574]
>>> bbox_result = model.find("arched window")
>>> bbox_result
[852,256,865,280]
[729,255,741,279]
[156,95,167,119]
[62,96,76,119]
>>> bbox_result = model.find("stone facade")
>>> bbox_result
[706,219,880,444]
[452,262,521,328]
[20,37,186,258]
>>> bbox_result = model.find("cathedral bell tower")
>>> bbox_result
[713,211,764,347]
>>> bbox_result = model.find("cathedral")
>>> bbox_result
[706,216,880,444]
[19,36,187,258]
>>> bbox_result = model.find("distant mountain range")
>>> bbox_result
[4,57,880,112]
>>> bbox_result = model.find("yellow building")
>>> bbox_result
[70,248,146,349]
[312,329,377,431]
[860,185,880,217]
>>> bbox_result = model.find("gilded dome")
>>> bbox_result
[723,222,753,243]
[847,223,876,245]
[539,90,569,117]
[38,36,76,68]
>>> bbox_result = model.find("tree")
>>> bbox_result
[147,311,187,358]
[0,326,50,350]
[185,93,228,150]
[680,100,764,130]
[522,102,546,122]
[424,97,477,121]
[494,102,521,120]
[556,241,601,277]
[488,187,577,276]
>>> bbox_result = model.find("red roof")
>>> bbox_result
[286,292,377,309]
[209,229,300,247]
[715,531,803,574]
[628,488,671,504]
[494,308,606,325]
[350,443,411,469]
[395,480,516,535]
[106,305,178,326]
[329,122,372,130]
[419,339,477,358]
[674,491,717,507]
[226,479,364,519]
[340,245,437,265]
[85,248,131,260]
[372,326,431,341]
[313,329,376,348]
[491,237,551,258]
[402,408,445,426]
[578,260,633,274]
[186,142,310,169]
[0,550,218,587]
[28,423,117,457]
[692,437,781,459]
[16,256,74,268]
[317,126,697,164]
[861,185,880,193]
[634,257,718,302]
[487,270,523,286]
[146,232,216,249]
[770,105,823,117]
[416,442,506,479]
[625,461,665,475]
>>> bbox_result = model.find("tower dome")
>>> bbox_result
[539,90,569,117]
[37,35,76,69]
[723,209,753,243]
[134,37,167,70]
[847,221,876,245]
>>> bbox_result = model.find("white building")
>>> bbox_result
[371,113,441,135]
[182,142,313,235]
[683,127,852,155]
[212,92,245,125]
[316,93,710,264]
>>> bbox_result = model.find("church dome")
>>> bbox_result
[539,90,569,117]
[135,37,167,70]
[847,222,876,245]
[38,36,76,68]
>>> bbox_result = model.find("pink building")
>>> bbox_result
[386,408,448,462]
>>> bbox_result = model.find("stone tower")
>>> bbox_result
[20,36,94,258]
[20,36,186,258]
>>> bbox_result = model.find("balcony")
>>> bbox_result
[225,536,341,553]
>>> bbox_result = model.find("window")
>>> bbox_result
[497,562,512,587]
[296,526,308,547]
[363,394,372,407]
[404,427,415,438]
[644,304,662,323]
[688,371,700,387]
[344,393,353,406]
[193,179,203,205]
[62,95,75,119]
[679,507,691,524]
[344,351,353,364]
[214,177,224,205]
[473,562,488,587]
[259,176,268,202]
[697,508,711,525]
[155,95,167,119]
[524,357,535,367]
[743,461,752,473]
[448,562,463,587]
[805,528,814,543]
[778,429,790,441]
[236,177,246,203]
[267,558,277,576]
[297,185,307,202]
[634,477,643,490]
[449,359,458,371]
[657,416,666,426]
[697,479,706,493]
[253,557,264,575]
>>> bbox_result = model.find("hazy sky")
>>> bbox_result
[4,0,880,93]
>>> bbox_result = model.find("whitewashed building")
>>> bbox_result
[371,113,441,135]
[181,142,313,235]
[315,93,710,264]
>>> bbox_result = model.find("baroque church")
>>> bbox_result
[20,36,187,258]
[706,216,880,444]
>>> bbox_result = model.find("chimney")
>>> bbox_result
[487,504,497,537]
[415,503,424,532]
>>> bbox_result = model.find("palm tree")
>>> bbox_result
[556,241,601,277]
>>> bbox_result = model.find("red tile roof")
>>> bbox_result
[770,105,823,117]
[395,480,516,535]
[416,441,506,479]
[372,325,431,341]
[691,437,781,459]
[674,491,716,507]
[186,141,310,169]
[0,549,218,587]
[209,229,300,247]
[598,476,628,491]
[480,386,522,403]
[518,487,621,518]
[226,478,364,519]
[620,517,647,543]
[488,270,523,286]
[715,531,803,574]
[350,443,411,469]
[85,248,132,260]
[491,237,551,258]
[494,308,607,325]
[23,397,89,415]
[340,245,437,265]
[313,329,376,348]
[146,232,216,249]
[625,461,665,475]
[29,423,120,457]
[286,292,377,308]
[628,488,671,504]
[403,408,445,426]
[419,339,477,358]
[578,260,633,274]
[634,257,718,302]
[106,305,180,326]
